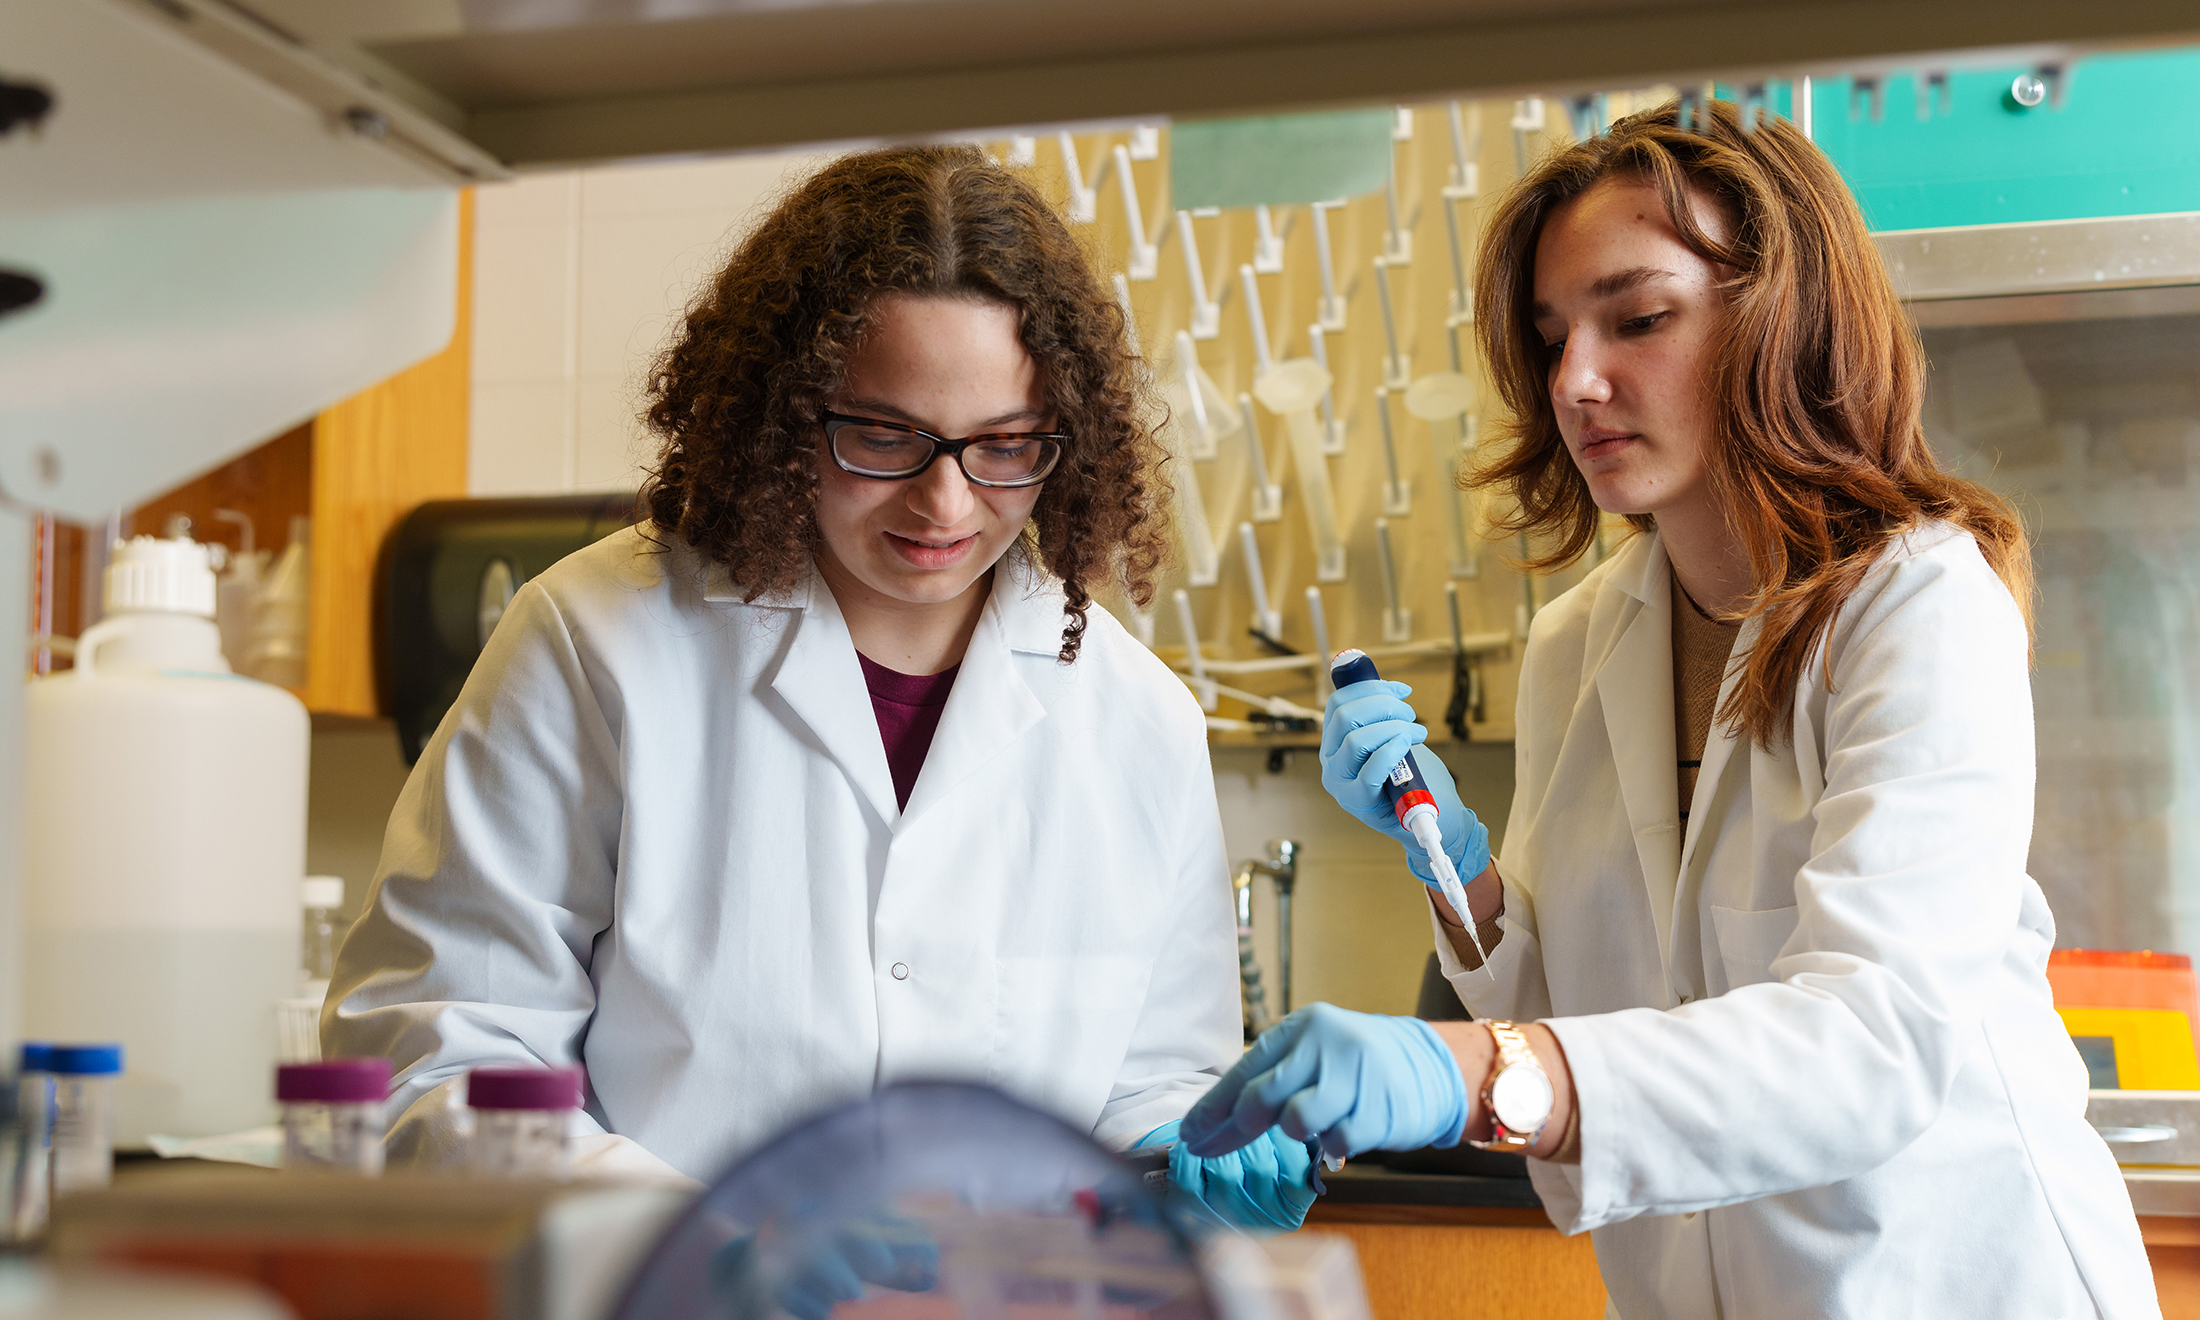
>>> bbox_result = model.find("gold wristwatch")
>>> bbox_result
[1469,1020,1554,1152]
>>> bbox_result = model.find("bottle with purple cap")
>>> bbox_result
[277,1057,391,1175]
[468,1066,582,1179]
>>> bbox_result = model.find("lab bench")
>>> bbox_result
[1300,1154,1606,1320]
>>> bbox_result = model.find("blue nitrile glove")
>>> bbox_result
[1136,1120,1317,1236]
[1178,1004,1468,1163]
[1320,678,1491,887]
[712,1212,939,1320]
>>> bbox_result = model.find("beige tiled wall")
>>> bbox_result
[469,149,831,497]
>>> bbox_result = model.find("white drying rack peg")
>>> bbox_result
[1112,273,1141,359]
[1307,325,1346,455]
[1239,264,1275,379]
[1376,518,1412,644]
[1172,589,1219,712]
[1383,153,1412,266]
[1404,372,1481,580]
[1238,522,1284,642]
[1007,134,1038,167]
[1375,386,1410,515]
[1240,393,1282,523]
[1306,586,1334,700]
[1309,201,1347,332]
[1057,131,1096,223]
[1112,144,1158,279]
[1175,330,1219,461]
[1444,101,1481,198]
[1374,257,1410,389]
[1393,106,1414,141]
[1255,359,1346,584]
[1128,123,1161,159]
[1252,204,1286,274]
[1176,211,1221,339]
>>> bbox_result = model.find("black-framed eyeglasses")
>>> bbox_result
[821,410,1066,489]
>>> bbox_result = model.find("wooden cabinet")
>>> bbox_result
[42,194,474,719]
[1303,1204,1606,1320]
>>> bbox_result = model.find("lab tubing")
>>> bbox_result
[1328,651,1493,975]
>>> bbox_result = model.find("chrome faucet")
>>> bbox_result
[1233,840,1300,1036]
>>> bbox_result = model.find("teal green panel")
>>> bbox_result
[1808,49,2200,231]
[1169,110,1394,210]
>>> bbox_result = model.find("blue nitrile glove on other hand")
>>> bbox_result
[1320,679,1491,888]
[712,1212,938,1320]
[1178,1004,1469,1163]
[1136,1120,1316,1236]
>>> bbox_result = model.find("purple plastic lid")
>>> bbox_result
[468,1066,583,1111]
[276,1057,392,1104]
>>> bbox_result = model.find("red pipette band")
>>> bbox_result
[1392,788,1436,824]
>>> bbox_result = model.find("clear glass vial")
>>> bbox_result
[278,1057,391,1175]
[47,1044,122,1194]
[468,1066,582,1178]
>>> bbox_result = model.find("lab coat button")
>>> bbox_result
[891,962,910,980]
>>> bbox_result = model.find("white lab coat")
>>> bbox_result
[326,527,1240,1182]
[1440,524,2158,1319]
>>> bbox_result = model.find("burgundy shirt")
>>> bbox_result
[857,653,960,810]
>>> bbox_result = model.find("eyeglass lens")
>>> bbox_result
[831,421,1057,484]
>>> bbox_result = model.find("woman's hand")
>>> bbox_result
[1179,1004,1469,1161]
[1320,679,1491,888]
[1138,1120,1318,1235]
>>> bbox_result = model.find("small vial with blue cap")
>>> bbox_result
[48,1043,123,1193]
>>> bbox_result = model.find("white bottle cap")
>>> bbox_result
[104,535,217,618]
[301,876,346,910]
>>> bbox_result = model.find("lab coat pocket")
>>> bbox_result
[990,954,1151,1129]
[1709,904,1799,992]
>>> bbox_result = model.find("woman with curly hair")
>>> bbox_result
[328,145,1312,1233]
[1182,103,2158,1314]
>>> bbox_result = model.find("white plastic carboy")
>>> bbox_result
[277,1057,390,1175]
[23,535,310,1144]
[468,1067,582,1178]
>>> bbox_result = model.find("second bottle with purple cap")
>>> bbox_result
[468,1066,582,1179]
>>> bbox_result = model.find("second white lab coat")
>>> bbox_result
[326,528,1240,1181]
[1441,525,2158,1319]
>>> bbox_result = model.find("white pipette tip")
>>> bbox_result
[1418,826,1497,981]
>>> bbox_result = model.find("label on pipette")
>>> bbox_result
[1331,649,1497,979]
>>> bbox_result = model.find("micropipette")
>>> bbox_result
[1330,648,1496,978]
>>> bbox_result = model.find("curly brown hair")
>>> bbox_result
[640,143,1168,663]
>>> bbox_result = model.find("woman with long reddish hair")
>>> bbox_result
[1183,102,2159,1315]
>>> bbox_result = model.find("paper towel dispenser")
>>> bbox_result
[378,493,638,764]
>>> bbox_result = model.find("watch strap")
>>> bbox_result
[1470,1019,1548,1152]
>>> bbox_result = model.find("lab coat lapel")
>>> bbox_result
[1593,534,1683,969]
[763,571,900,827]
[897,560,1052,829]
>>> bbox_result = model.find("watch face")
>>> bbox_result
[1491,1063,1554,1133]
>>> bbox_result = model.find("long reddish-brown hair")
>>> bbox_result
[641,144,1168,663]
[1472,98,2032,746]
